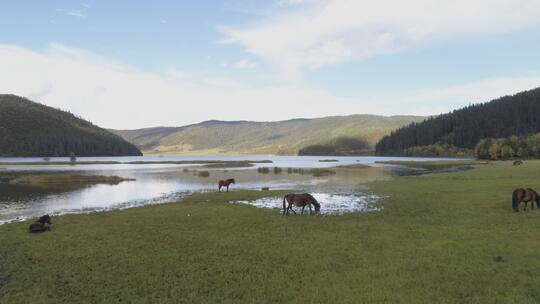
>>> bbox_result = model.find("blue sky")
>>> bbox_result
[1,0,540,128]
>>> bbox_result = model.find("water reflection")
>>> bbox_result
[0,156,453,224]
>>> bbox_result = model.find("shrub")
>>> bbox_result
[197,171,210,178]
[257,167,270,174]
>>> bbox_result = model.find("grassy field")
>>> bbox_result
[1,161,540,303]
[112,115,423,155]
[375,159,488,170]
[8,174,134,188]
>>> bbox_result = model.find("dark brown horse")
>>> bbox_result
[512,188,540,212]
[283,193,321,215]
[218,178,235,192]
[29,215,52,233]
[513,160,523,166]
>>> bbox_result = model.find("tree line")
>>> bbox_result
[0,95,142,157]
[298,137,370,156]
[375,87,540,155]
[475,133,540,160]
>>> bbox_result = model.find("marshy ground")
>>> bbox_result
[1,160,540,303]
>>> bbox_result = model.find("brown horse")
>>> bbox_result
[283,193,321,215]
[218,178,235,192]
[512,188,540,212]
[513,160,523,166]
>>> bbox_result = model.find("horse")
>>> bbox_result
[512,188,540,212]
[283,193,321,215]
[218,178,235,192]
[29,215,52,233]
[513,160,523,166]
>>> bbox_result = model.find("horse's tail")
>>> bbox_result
[512,189,520,212]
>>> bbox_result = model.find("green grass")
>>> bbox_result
[203,161,255,168]
[376,159,488,170]
[280,167,337,177]
[2,162,540,303]
[337,163,371,169]
[112,114,424,155]
[8,174,134,188]
[196,171,210,178]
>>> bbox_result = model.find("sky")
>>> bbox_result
[1,0,540,129]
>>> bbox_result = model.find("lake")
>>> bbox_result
[0,155,460,224]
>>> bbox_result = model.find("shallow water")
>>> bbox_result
[0,155,459,170]
[0,155,458,224]
[234,193,383,215]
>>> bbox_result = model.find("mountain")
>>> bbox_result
[376,87,540,155]
[0,94,142,157]
[112,115,424,155]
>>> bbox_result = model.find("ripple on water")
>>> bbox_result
[234,192,383,215]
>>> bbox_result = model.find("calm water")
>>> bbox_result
[0,156,458,224]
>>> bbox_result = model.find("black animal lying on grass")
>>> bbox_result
[28,215,52,233]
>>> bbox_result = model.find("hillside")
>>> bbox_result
[112,115,423,155]
[0,95,142,157]
[376,87,540,155]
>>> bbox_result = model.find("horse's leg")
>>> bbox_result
[227,185,229,192]
[301,205,306,215]
[308,204,313,215]
[290,206,297,215]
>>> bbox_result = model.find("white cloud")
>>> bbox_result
[1,44,538,129]
[231,59,257,69]
[0,44,362,129]
[56,8,86,18]
[221,0,540,71]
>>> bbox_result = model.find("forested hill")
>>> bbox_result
[376,87,540,155]
[0,95,142,157]
[112,115,423,156]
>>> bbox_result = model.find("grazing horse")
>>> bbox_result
[283,193,321,215]
[513,160,523,166]
[29,215,52,233]
[218,178,235,192]
[512,188,540,212]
